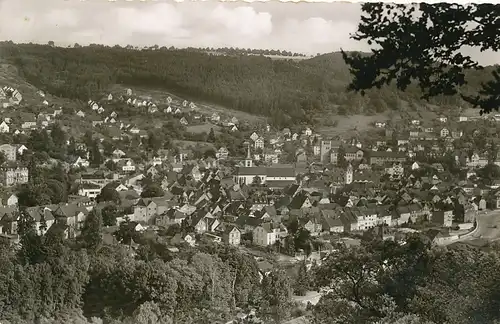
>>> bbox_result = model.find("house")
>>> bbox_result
[367,151,406,165]
[133,198,170,223]
[78,183,101,199]
[107,93,113,101]
[216,224,241,246]
[112,149,126,158]
[72,157,90,168]
[180,117,188,126]
[250,132,259,142]
[254,137,265,150]
[129,126,140,134]
[211,113,221,123]
[0,167,28,187]
[0,121,9,133]
[119,159,136,173]
[1,193,18,207]
[321,210,344,233]
[431,209,453,227]
[89,101,99,110]
[0,144,17,162]
[253,222,287,246]
[77,110,86,118]
[216,147,229,160]
[20,113,37,129]
[304,127,313,136]
[440,128,450,138]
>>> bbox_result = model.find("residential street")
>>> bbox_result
[464,211,500,241]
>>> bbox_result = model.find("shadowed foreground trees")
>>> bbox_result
[311,234,500,324]
[342,3,500,114]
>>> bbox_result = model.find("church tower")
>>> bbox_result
[245,143,253,167]
[345,163,353,185]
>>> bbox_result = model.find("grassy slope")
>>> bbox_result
[0,49,471,140]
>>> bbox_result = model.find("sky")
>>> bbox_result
[0,0,498,64]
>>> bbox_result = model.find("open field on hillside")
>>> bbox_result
[186,124,221,134]
[0,62,85,110]
[173,140,215,151]
[110,84,267,125]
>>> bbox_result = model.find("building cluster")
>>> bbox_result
[1,85,499,250]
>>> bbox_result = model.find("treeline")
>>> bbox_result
[0,211,299,324]
[0,42,494,127]
[311,234,500,324]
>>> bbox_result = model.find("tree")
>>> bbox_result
[96,184,121,204]
[80,209,103,251]
[252,176,262,186]
[294,261,310,296]
[260,269,293,322]
[0,151,6,165]
[342,3,500,114]
[207,128,216,143]
[50,123,67,149]
[146,132,162,154]
[89,140,103,168]
[17,207,45,265]
[337,145,347,168]
[105,159,117,171]
[140,184,164,198]
[102,204,120,227]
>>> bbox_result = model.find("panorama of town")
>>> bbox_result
[0,84,497,322]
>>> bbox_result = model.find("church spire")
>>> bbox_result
[245,143,253,167]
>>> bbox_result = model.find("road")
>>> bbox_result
[463,210,500,241]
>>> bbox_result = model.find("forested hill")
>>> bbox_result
[0,42,491,126]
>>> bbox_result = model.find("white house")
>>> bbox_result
[211,113,221,123]
[252,223,287,246]
[254,137,265,150]
[440,128,450,138]
[73,157,90,168]
[250,132,259,142]
[0,121,9,133]
[78,183,101,199]
[121,159,136,172]
[1,193,18,206]
[17,145,28,155]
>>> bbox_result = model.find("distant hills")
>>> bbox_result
[0,42,493,127]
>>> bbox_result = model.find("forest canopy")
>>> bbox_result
[0,42,495,127]
[342,3,500,115]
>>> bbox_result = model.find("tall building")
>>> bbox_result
[345,163,353,185]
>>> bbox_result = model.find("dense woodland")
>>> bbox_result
[0,42,495,126]
[6,216,500,324]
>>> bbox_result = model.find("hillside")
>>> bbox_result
[0,42,492,127]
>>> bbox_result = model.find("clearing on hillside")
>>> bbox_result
[110,84,267,125]
[186,124,222,134]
